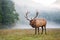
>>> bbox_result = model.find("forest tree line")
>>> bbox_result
[0,0,19,29]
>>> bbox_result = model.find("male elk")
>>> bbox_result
[25,11,47,35]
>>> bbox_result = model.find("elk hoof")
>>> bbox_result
[45,33,47,35]
[41,33,43,34]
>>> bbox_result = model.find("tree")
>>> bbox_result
[0,0,19,28]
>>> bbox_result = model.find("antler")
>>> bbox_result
[33,11,39,19]
[25,11,30,21]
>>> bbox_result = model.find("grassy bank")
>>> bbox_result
[0,28,60,40]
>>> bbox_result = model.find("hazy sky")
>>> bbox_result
[13,0,60,10]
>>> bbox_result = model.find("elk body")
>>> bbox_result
[25,11,47,35]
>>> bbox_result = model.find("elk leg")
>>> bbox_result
[35,27,37,35]
[45,26,46,34]
[38,27,39,35]
[41,26,43,34]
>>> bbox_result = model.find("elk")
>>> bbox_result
[25,11,47,35]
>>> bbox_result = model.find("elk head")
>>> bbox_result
[25,11,39,28]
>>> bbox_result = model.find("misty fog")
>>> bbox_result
[11,0,60,29]
[11,5,60,29]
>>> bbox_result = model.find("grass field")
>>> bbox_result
[0,28,60,40]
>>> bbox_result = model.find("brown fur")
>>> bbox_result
[30,18,46,28]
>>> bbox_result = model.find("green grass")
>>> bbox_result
[0,29,60,40]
